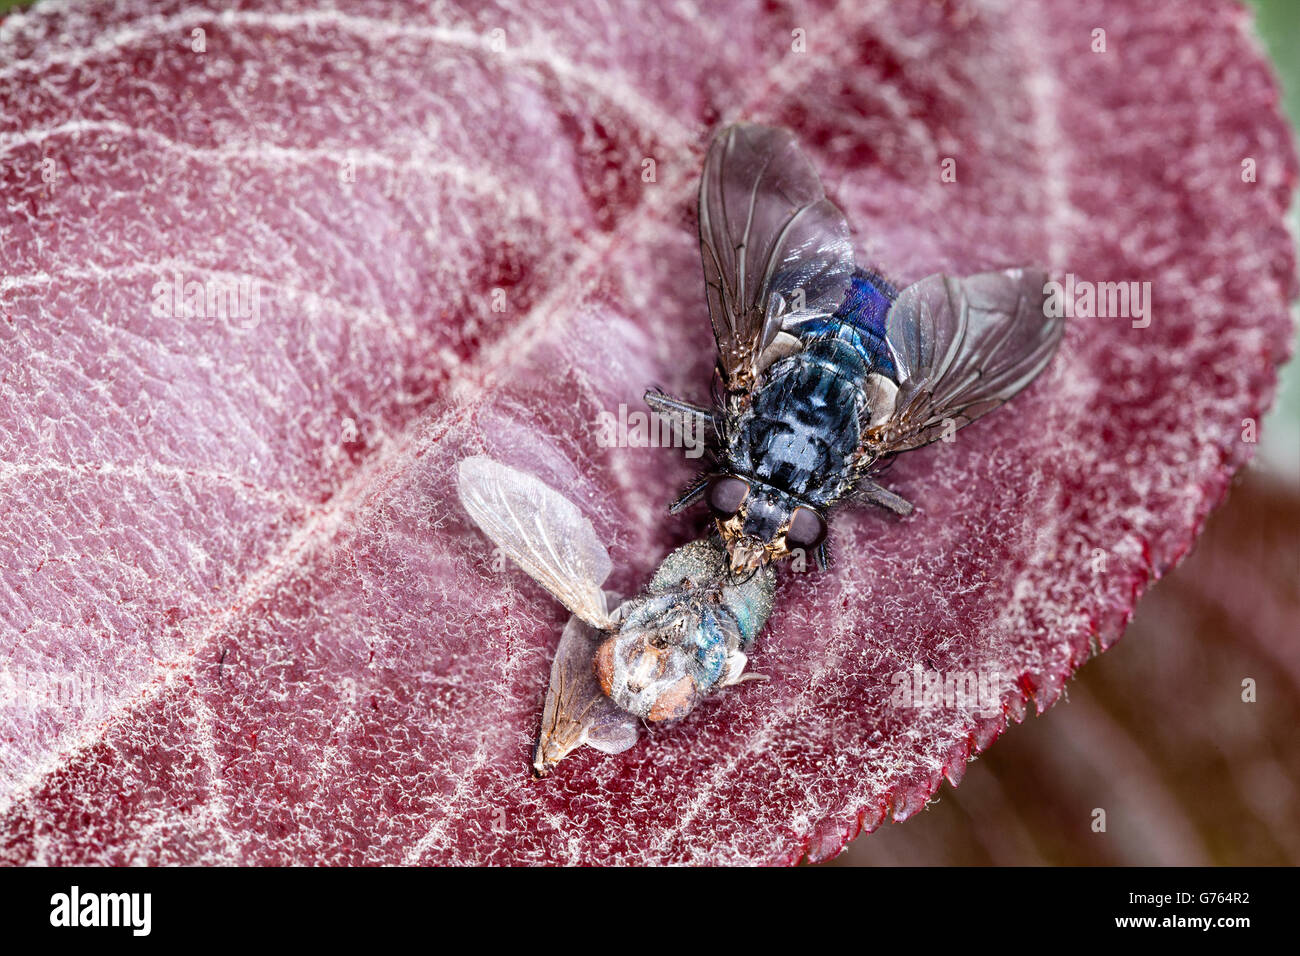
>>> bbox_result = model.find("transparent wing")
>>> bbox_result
[534,615,639,776]
[698,123,855,393]
[868,269,1063,454]
[456,456,615,629]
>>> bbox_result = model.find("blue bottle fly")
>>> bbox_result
[648,123,1066,572]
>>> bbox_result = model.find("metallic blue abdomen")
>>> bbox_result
[799,268,897,378]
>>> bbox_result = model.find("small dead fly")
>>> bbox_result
[457,457,773,774]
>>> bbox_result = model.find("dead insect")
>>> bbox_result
[457,457,774,775]
[649,123,1066,572]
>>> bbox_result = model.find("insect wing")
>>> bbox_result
[456,456,616,629]
[534,614,640,775]
[870,269,1063,453]
[698,123,855,392]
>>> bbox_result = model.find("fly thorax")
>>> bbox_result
[645,539,774,645]
[647,539,728,591]
[716,564,776,647]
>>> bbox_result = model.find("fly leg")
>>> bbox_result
[645,389,720,513]
[668,475,710,514]
[644,389,717,457]
[856,478,914,516]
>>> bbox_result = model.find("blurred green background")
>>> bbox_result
[1252,0,1300,479]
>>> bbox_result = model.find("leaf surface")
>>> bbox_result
[0,0,1294,864]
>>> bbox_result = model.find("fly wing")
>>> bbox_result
[698,123,855,393]
[867,269,1063,454]
[534,614,640,776]
[456,456,616,630]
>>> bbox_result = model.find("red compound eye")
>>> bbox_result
[786,506,827,550]
[705,475,749,518]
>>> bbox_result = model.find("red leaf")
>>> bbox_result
[0,0,1294,865]
[834,472,1300,865]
